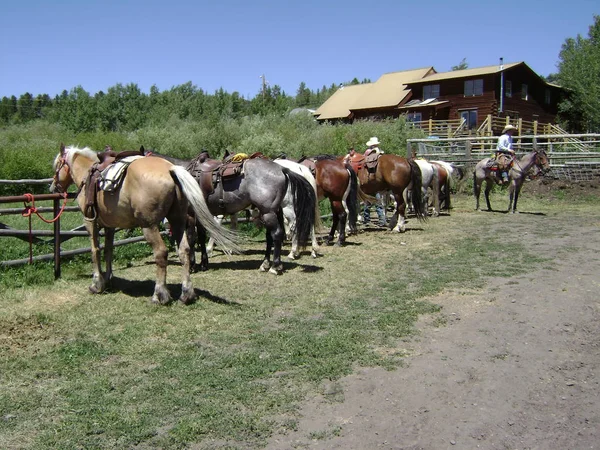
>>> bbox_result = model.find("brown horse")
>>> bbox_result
[300,156,361,246]
[353,152,427,232]
[431,160,465,212]
[473,148,551,213]
[49,144,240,305]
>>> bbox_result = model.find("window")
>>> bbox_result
[505,80,512,98]
[545,88,551,105]
[464,79,483,96]
[407,112,422,122]
[423,84,440,99]
[459,109,478,129]
[521,84,528,100]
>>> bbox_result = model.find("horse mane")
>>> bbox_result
[313,154,338,161]
[55,146,99,170]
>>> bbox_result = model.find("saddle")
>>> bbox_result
[487,153,513,171]
[83,146,145,219]
[298,156,316,178]
[187,151,266,208]
[347,154,365,173]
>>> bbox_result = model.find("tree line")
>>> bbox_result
[0,78,370,134]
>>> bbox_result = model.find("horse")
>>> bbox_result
[413,159,440,217]
[300,156,361,247]
[186,152,316,274]
[353,152,427,232]
[273,158,323,259]
[473,148,551,213]
[49,144,240,305]
[431,160,465,212]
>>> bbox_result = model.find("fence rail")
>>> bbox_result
[407,133,600,182]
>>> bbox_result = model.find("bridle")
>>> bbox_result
[52,155,69,193]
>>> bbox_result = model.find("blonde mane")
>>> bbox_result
[53,145,99,170]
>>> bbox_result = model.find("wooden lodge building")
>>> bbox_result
[313,61,565,136]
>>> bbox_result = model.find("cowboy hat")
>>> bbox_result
[366,137,380,147]
[502,124,518,134]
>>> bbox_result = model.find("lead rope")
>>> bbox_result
[21,192,69,264]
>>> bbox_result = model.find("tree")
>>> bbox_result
[295,82,311,107]
[451,58,469,71]
[557,15,600,132]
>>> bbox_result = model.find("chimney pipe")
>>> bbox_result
[499,57,505,114]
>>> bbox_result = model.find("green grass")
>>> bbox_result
[0,189,599,448]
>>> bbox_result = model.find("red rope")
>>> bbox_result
[21,192,69,223]
[21,193,69,264]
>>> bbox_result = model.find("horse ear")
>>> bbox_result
[140,145,145,153]
[60,143,65,155]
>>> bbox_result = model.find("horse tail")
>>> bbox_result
[344,164,359,232]
[169,166,242,254]
[408,159,427,222]
[283,168,316,247]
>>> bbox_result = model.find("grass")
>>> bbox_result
[0,188,599,449]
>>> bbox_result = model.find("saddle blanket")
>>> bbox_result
[99,155,144,191]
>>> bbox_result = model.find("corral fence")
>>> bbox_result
[0,178,173,276]
[407,133,600,182]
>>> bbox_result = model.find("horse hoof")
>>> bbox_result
[259,261,271,272]
[311,250,318,258]
[179,290,197,305]
[287,252,297,260]
[269,266,283,275]
[88,285,103,294]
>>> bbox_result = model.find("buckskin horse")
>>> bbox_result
[352,152,427,232]
[49,144,240,305]
[473,148,551,213]
[300,156,361,247]
[186,151,316,274]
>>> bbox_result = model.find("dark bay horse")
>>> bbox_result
[50,145,240,305]
[473,148,551,213]
[353,153,426,232]
[187,153,316,274]
[300,156,360,246]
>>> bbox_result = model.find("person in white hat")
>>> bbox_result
[495,125,517,183]
[364,136,383,157]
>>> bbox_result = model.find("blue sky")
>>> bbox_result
[0,0,597,100]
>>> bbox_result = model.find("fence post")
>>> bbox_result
[428,118,433,135]
[487,114,492,135]
[406,141,412,159]
[53,197,61,279]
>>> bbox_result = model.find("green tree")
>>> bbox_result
[295,81,311,107]
[557,15,600,132]
[451,58,469,71]
[0,96,17,124]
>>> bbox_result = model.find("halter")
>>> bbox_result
[52,155,69,193]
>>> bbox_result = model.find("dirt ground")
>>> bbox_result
[266,182,600,450]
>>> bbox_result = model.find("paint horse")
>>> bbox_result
[413,159,440,217]
[353,152,427,232]
[50,144,240,305]
[187,152,316,274]
[300,156,361,247]
[473,148,551,213]
[273,158,323,259]
[431,160,465,212]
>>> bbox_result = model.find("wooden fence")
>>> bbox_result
[406,133,600,182]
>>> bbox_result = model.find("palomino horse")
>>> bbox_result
[431,160,465,212]
[353,152,426,232]
[49,144,240,305]
[186,152,316,274]
[273,158,323,259]
[300,156,360,246]
[473,148,551,213]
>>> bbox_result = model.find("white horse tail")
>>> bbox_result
[170,165,242,255]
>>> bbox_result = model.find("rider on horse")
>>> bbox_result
[495,124,517,184]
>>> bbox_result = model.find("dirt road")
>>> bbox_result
[267,208,600,449]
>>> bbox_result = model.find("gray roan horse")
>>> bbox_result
[185,152,316,274]
[473,148,551,213]
[50,145,240,305]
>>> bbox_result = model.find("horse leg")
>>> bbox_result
[391,193,406,233]
[196,223,209,272]
[509,180,522,214]
[474,176,482,211]
[84,220,106,294]
[327,200,342,245]
[170,220,197,305]
[103,227,115,287]
[143,225,171,305]
[260,211,285,275]
[484,182,493,211]
[283,205,299,260]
